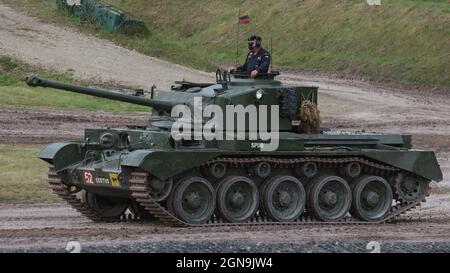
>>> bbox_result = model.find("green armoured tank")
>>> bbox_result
[26,70,442,226]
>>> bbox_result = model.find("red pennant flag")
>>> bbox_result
[239,15,251,24]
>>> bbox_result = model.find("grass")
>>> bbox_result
[0,56,148,111]
[0,56,146,204]
[0,145,58,204]
[3,0,449,87]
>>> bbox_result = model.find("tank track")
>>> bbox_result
[130,156,423,228]
[48,166,133,222]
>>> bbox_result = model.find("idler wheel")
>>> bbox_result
[262,175,306,222]
[83,191,129,220]
[147,177,173,202]
[217,176,259,223]
[307,175,352,221]
[170,177,215,224]
[350,176,393,222]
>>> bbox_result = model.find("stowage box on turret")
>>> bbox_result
[26,70,442,226]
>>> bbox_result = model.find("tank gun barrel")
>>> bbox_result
[26,74,176,111]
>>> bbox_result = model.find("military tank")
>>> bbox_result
[26,70,443,227]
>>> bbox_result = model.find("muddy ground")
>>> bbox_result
[0,195,450,253]
[0,3,449,252]
[0,107,148,145]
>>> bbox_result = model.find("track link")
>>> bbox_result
[48,166,131,222]
[130,156,423,228]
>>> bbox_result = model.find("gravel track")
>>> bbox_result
[4,240,450,253]
[0,199,449,252]
[0,3,213,89]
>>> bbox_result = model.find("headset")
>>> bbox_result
[248,35,262,48]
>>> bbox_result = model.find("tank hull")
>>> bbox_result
[40,128,442,185]
[39,127,442,225]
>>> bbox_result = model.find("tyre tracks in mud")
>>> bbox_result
[1,203,450,252]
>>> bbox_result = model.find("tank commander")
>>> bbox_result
[229,35,271,78]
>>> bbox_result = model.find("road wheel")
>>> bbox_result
[263,175,306,222]
[217,176,259,223]
[350,176,393,222]
[170,177,215,224]
[307,175,352,222]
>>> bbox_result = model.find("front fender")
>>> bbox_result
[121,150,223,180]
[38,142,84,172]
[362,150,443,182]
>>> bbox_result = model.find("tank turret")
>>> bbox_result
[26,71,321,133]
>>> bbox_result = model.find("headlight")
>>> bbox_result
[255,89,263,100]
[99,133,115,148]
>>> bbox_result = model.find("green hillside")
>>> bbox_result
[6,0,450,87]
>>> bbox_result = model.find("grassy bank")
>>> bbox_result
[0,145,57,203]
[0,56,147,111]
[4,0,449,87]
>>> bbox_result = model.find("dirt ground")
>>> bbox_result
[0,3,449,252]
[0,197,450,252]
[0,107,148,145]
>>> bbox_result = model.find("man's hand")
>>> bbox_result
[228,66,237,73]
[250,70,258,78]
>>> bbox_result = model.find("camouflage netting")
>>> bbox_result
[299,100,321,134]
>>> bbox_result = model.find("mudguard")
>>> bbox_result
[122,150,222,180]
[122,149,443,182]
[362,150,443,182]
[38,142,84,172]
